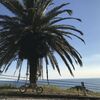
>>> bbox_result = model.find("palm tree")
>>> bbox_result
[0,0,84,85]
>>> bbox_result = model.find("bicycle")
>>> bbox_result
[19,67,43,94]
[19,83,43,94]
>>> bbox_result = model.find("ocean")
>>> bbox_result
[39,78,100,92]
[0,78,100,92]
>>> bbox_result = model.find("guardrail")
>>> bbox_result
[0,74,100,92]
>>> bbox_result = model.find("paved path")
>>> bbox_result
[0,97,49,100]
[1,95,100,100]
[0,92,100,100]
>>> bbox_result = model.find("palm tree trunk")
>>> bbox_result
[29,58,38,85]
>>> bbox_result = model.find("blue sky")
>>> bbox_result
[53,0,100,79]
[0,0,100,79]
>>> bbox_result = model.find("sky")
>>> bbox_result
[0,0,100,79]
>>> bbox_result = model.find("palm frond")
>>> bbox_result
[1,0,25,16]
[49,52,61,75]
[45,56,49,82]
[48,52,55,70]
[47,3,70,16]
[48,25,83,35]
[55,47,74,76]
[50,17,82,25]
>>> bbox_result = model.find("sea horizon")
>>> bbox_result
[0,78,100,92]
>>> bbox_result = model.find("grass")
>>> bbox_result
[42,85,100,97]
[43,85,65,95]
[0,84,100,98]
[0,84,17,89]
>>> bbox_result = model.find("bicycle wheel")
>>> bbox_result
[19,85,27,93]
[36,86,43,94]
